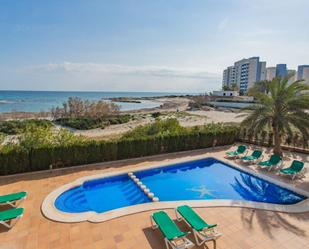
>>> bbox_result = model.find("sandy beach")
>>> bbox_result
[71,98,247,140]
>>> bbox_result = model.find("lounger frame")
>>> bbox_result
[175,209,222,248]
[0,213,23,229]
[0,192,27,208]
[150,214,194,249]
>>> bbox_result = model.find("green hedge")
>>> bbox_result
[0,126,238,175]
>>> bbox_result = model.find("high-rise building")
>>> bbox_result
[222,57,266,94]
[222,66,236,88]
[266,67,276,81]
[287,70,297,84]
[266,65,296,83]
[297,65,309,84]
[276,64,288,78]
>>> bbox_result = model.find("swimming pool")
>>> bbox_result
[54,158,306,214]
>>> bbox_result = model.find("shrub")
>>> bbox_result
[55,115,131,130]
[0,119,53,135]
[151,112,161,118]
[0,124,239,175]
[51,97,120,119]
[123,118,186,139]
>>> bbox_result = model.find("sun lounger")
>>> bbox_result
[151,211,194,249]
[0,191,27,207]
[258,154,281,171]
[225,145,247,158]
[280,160,305,180]
[175,205,221,248]
[0,208,24,229]
[241,150,262,163]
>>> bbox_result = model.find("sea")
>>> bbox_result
[0,91,187,113]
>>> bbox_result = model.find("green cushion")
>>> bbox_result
[280,168,295,175]
[258,161,272,167]
[0,208,24,221]
[177,205,216,232]
[226,145,246,156]
[152,211,186,240]
[258,154,281,167]
[251,150,262,159]
[280,160,304,175]
[237,145,247,153]
[226,151,238,156]
[242,155,256,161]
[290,160,304,172]
[0,192,27,204]
[269,154,281,165]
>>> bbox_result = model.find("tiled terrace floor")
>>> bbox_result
[0,145,308,249]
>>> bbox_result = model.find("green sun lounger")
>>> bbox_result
[0,208,24,229]
[0,191,27,207]
[258,154,281,171]
[151,211,194,249]
[225,145,247,158]
[241,150,262,163]
[280,160,305,180]
[175,205,221,247]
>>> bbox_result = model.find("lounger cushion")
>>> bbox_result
[0,208,24,221]
[258,154,281,167]
[258,161,272,167]
[226,146,246,156]
[242,155,256,161]
[280,160,304,175]
[177,205,216,232]
[152,211,186,240]
[0,192,27,204]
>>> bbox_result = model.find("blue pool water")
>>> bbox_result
[55,158,306,213]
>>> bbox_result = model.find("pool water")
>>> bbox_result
[55,158,305,214]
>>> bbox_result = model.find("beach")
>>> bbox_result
[0,93,247,140]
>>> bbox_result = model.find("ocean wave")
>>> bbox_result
[0,100,17,104]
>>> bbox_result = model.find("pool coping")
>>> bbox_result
[41,155,309,223]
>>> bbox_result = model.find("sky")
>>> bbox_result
[0,0,308,93]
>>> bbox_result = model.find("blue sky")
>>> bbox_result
[0,0,308,92]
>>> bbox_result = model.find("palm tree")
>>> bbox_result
[241,75,309,155]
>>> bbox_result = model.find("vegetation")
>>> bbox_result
[55,115,131,130]
[0,132,5,145]
[50,97,131,130]
[0,119,53,135]
[0,121,239,175]
[241,75,309,155]
[51,97,120,119]
[18,126,85,151]
[222,83,239,91]
[122,118,186,139]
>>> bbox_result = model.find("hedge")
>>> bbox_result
[0,126,238,175]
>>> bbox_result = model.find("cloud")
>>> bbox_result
[29,62,220,80]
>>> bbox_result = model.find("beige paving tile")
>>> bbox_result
[0,146,308,249]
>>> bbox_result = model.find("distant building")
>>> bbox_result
[287,70,297,84]
[267,65,296,83]
[297,65,309,84]
[222,66,236,88]
[266,67,276,81]
[213,90,239,97]
[222,57,266,94]
[276,64,288,78]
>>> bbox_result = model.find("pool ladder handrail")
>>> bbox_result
[128,172,159,202]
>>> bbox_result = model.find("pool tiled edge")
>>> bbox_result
[42,155,309,223]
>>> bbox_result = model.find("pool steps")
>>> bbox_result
[128,172,159,202]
